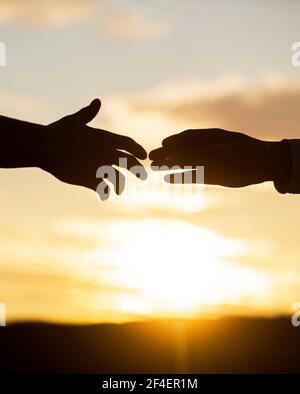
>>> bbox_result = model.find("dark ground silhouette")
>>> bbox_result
[0,316,299,373]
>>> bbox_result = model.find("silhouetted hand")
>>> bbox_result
[40,99,147,200]
[150,128,290,188]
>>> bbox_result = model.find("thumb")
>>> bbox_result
[68,98,101,125]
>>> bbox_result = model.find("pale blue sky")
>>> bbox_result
[1,0,300,108]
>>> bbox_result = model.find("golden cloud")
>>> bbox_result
[0,0,94,28]
[100,6,170,41]
[127,76,300,140]
[0,0,170,40]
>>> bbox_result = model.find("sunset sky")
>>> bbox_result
[1,0,300,323]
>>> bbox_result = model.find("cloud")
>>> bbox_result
[126,76,300,140]
[0,0,94,28]
[0,0,170,40]
[99,6,170,41]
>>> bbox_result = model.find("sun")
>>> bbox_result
[97,219,268,318]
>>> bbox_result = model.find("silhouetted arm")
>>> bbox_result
[0,115,44,168]
[0,99,147,200]
[284,140,300,193]
[150,128,294,193]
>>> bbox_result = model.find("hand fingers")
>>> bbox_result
[72,98,101,125]
[162,129,215,147]
[151,158,186,170]
[48,99,101,128]
[149,147,172,161]
[115,151,147,180]
[162,130,191,147]
[149,139,192,161]
[94,131,147,160]
[114,135,147,160]
[55,99,101,126]
[164,169,204,184]
[151,158,199,168]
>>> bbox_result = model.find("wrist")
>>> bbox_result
[20,121,47,169]
[268,140,291,193]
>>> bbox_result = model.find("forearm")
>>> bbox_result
[265,140,291,193]
[275,139,300,194]
[0,115,45,168]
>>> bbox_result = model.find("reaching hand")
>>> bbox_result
[40,99,147,200]
[150,128,290,188]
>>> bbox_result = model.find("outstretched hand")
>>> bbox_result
[40,99,147,200]
[150,128,290,188]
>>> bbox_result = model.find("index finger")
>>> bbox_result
[115,135,147,160]
[149,147,172,160]
[162,131,186,147]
